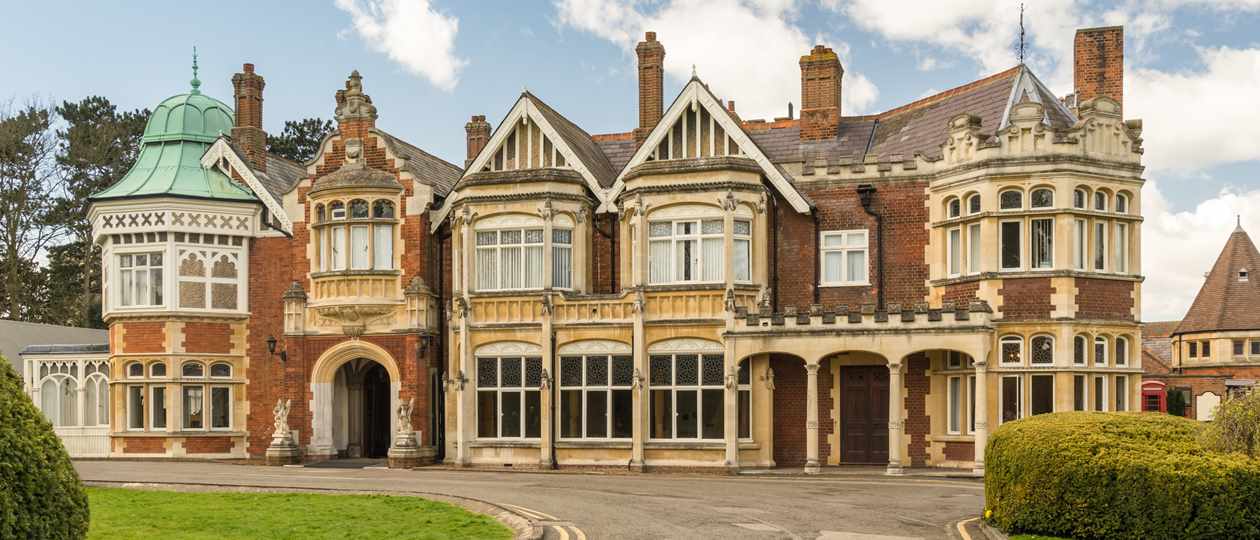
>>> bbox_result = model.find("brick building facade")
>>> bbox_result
[71,26,1145,473]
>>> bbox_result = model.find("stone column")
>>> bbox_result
[973,359,989,475]
[887,361,905,475]
[805,361,821,474]
[630,290,647,471]
[455,211,475,466]
[539,297,555,468]
[723,340,738,471]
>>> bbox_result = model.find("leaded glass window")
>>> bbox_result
[476,356,542,439]
[650,352,726,440]
[1030,335,1054,365]
[559,354,633,439]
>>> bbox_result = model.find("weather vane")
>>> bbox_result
[1017,3,1027,64]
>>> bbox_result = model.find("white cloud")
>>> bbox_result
[335,0,466,92]
[553,0,879,120]
[1127,47,1260,172]
[1141,180,1260,320]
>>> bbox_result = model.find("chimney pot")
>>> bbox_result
[799,44,843,142]
[465,114,492,167]
[645,31,656,41]
[243,63,254,73]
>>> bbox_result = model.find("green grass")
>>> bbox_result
[87,487,513,540]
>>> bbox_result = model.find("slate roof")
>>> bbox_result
[1142,320,1179,370]
[527,92,618,188]
[1174,225,1260,335]
[594,134,638,173]
[260,154,307,200]
[0,320,108,376]
[377,131,462,196]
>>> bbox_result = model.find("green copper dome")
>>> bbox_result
[92,54,255,203]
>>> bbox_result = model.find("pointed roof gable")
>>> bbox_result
[1175,225,1260,335]
[461,92,615,192]
[606,77,812,214]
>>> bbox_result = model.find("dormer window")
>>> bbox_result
[1241,269,1249,282]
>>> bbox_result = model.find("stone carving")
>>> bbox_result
[272,398,292,441]
[724,288,736,313]
[720,190,738,212]
[265,398,300,465]
[334,71,378,123]
[634,288,646,314]
[395,398,415,445]
[632,368,645,393]
[762,368,776,391]
[538,198,554,220]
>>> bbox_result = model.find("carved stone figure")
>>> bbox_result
[272,398,291,440]
[396,397,414,436]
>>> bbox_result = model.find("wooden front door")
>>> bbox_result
[840,366,889,464]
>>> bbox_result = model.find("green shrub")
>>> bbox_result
[985,412,1260,540]
[0,356,89,539]
[1201,390,1260,457]
[1167,389,1188,418]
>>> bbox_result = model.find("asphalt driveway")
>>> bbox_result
[75,461,982,539]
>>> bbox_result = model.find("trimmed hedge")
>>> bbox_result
[0,356,89,539]
[985,412,1260,540]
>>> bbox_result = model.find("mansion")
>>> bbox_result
[22,26,1145,474]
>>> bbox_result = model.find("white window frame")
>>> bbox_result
[127,384,145,431]
[1073,374,1087,411]
[946,197,961,219]
[175,246,244,312]
[820,229,870,286]
[127,362,144,379]
[1030,334,1055,365]
[116,250,165,308]
[733,219,752,283]
[1030,188,1055,209]
[1073,335,1088,366]
[1000,335,1024,366]
[1093,375,1108,411]
[998,189,1023,211]
[1094,191,1109,212]
[182,384,205,430]
[648,219,725,285]
[1116,193,1129,214]
[1093,221,1108,272]
[150,385,167,430]
[967,374,977,434]
[1115,336,1129,367]
[648,353,727,441]
[1073,188,1088,209]
[1114,375,1129,412]
[966,194,982,215]
[1030,217,1054,270]
[210,362,232,379]
[947,375,963,434]
[209,385,232,431]
[477,228,546,291]
[1114,222,1129,274]
[558,354,634,440]
[947,227,962,278]
[1073,218,1086,270]
[83,371,109,427]
[999,220,1023,271]
[1000,375,1023,424]
[552,228,573,290]
[1094,336,1109,367]
[967,223,981,275]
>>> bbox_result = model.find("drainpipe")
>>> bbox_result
[856,184,884,310]
[769,188,780,310]
[435,225,451,460]
[812,210,821,305]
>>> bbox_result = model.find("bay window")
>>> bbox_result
[948,375,963,434]
[1000,375,1021,423]
[476,356,543,439]
[183,385,204,429]
[967,194,982,215]
[1095,336,1109,366]
[1115,375,1129,412]
[477,228,544,290]
[650,353,726,440]
[127,385,144,430]
[1073,188,1087,209]
[649,219,723,284]
[1093,221,1107,271]
[553,229,572,289]
[177,249,240,310]
[119,252,164,307]
[1031,218,1053,269]
[559,355,634,439]
[1094,375,1107,411]
[734,220,751,282]
[1073,335,1087,365]
[821,230,868,286]
[151,386,167,429]
[1116,337,1129,366]
[1030,188,1054,209]
[999,189,1023,211]
[1073,219,1086,270]
[1030,335,1054,365]
[1114,222,1129,273]
[1000,335,1023,365]
[1073,375,1086,411]
[1000,221,1022,271]
[314,198,395,273]
[1031,375,1054,415]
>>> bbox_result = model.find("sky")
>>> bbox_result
[2,0,1259,322]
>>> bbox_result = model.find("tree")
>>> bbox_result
[0,103,62,320]
[1200,389,1260,458]
[1166,388,1187,417]
[0,356,90,539]
[50,97,147,328]
[266,118,334,162]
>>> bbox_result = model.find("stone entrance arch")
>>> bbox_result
[309,340,402,459]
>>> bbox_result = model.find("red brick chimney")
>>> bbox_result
[799,45,843,142]
[465,115,491,167]
[633,31,665,146]
[1074,26,1124,111]
[231,63,266,172]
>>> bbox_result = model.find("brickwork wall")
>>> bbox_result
[245,235,293,455]
[904,354,930,466]
[184,436,235,454]
[769,356,832,467]
[122,437,164,454]
[182,322,235,354]
[1075,278,1135,321]
[997,278,1055,321]
[1074,27,1124,108]
[1149,365,1260,419]
[777,181,929,310]
[117,321,165,354]
[942,281,980,305]
[592,214,616,294]
[943,441,975,462]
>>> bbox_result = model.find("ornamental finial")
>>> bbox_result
[190,46,201,94]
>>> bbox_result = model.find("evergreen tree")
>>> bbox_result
[50,96,147,328]
[266,117,334,162]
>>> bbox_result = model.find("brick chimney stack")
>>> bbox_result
[465,115,491,167]
[1074,26,1124,111]
[231,63,267,172]
[634,31,666,146]
[799,45,843,142]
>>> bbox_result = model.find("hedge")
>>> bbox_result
[985,412,1260,540]
[0,356,89,539]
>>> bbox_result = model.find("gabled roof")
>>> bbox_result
[201,138,293,234]
[606,76,812,214]
[526,93,617,188]
[1174,224,1260,335]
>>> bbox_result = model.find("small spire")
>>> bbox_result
[1017,3,1027,65]
[691,64,697,79]
[190,46,201,94]
[1236,214,1245,233]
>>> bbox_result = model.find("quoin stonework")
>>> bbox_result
[23,26,1146,474]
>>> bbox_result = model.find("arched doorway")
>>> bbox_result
[330,359,392,458]
[309,340,401,460]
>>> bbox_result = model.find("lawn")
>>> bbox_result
[86,487,513,539]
